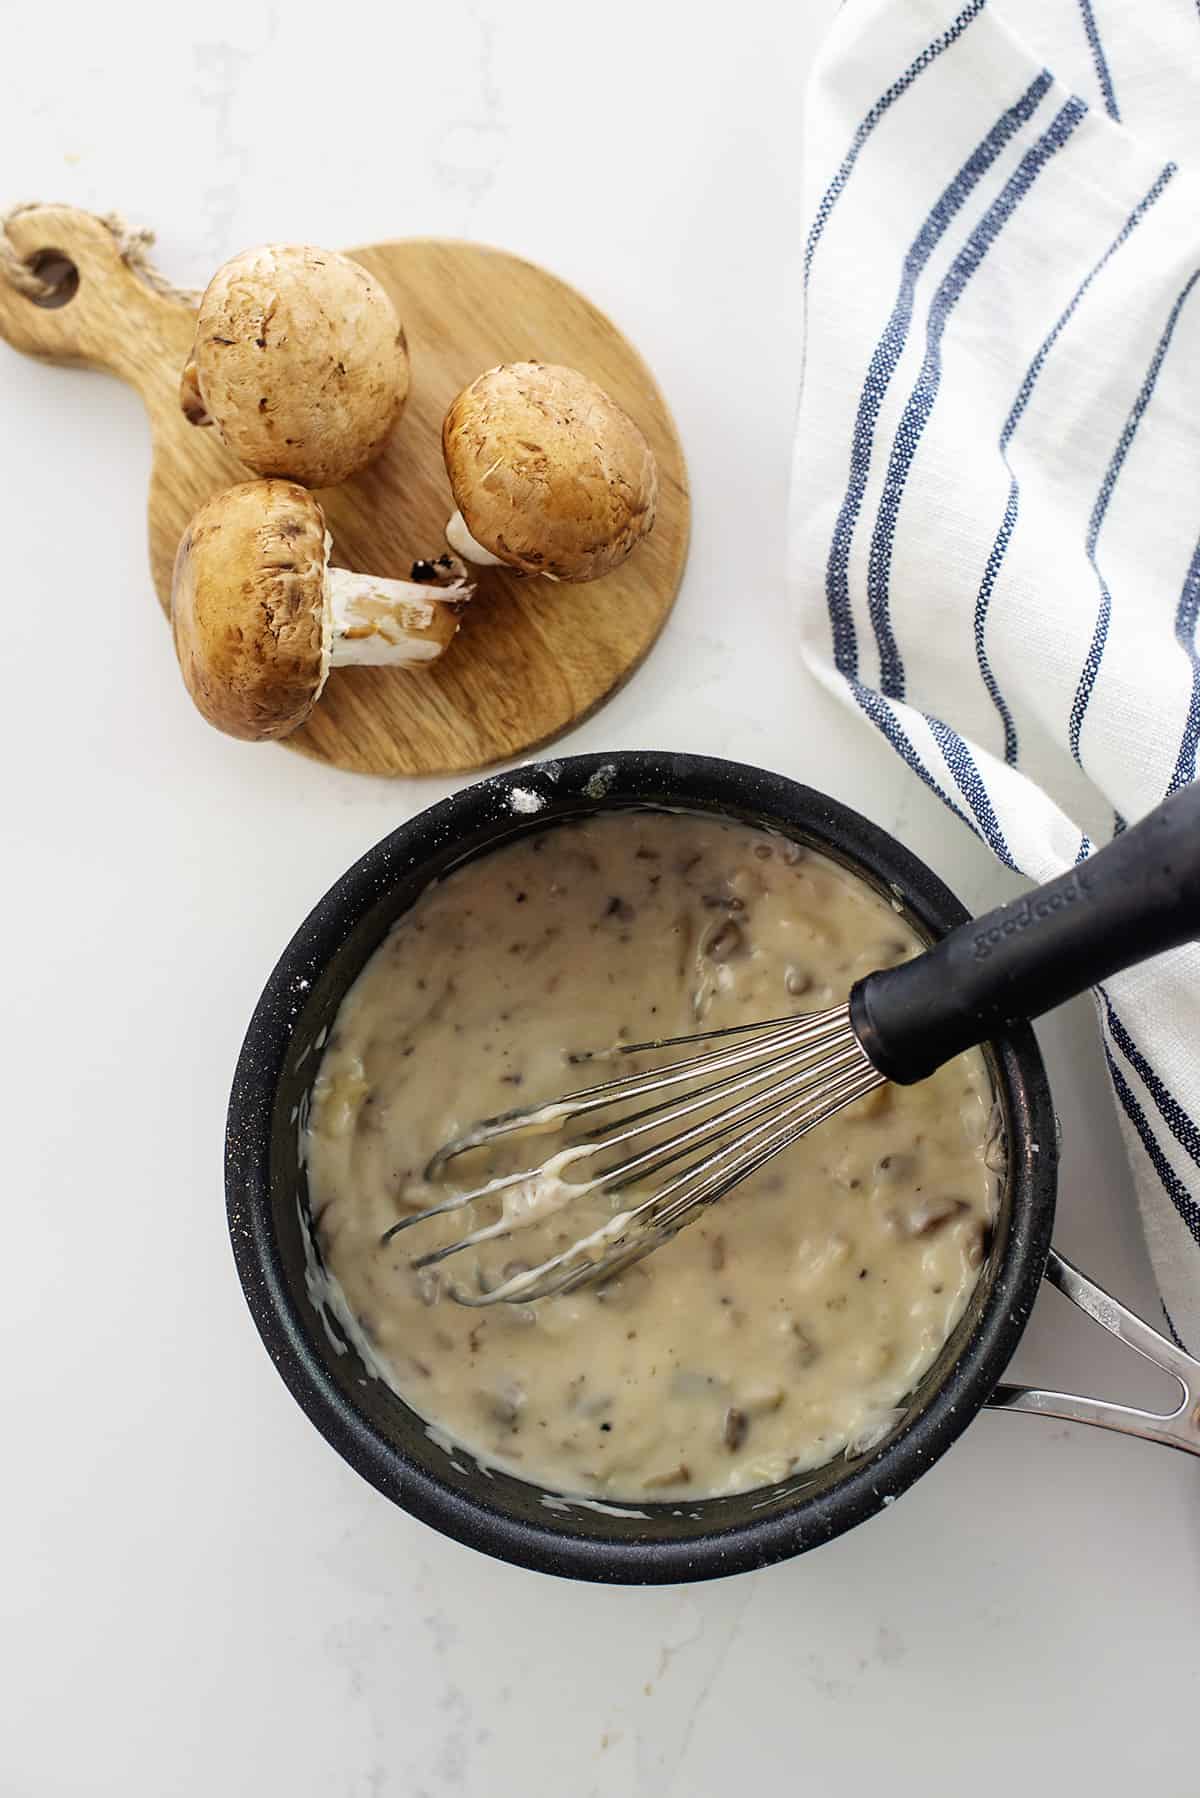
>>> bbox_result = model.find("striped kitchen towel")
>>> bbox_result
[792,0,1200,1347]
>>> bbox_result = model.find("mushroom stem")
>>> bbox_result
[325,561,473,669]
[179,358,212,427]
[445,508,505,568]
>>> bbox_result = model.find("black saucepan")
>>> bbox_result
[225,751,1192,1584]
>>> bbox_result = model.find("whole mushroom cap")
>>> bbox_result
[183,245,409,487]
[171,480,329,741]
[442,362,658,581]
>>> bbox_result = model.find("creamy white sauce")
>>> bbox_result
[305,813,999,1500]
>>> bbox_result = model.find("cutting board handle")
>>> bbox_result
[0,204,195,397]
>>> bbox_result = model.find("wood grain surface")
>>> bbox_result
[0,206,689,775]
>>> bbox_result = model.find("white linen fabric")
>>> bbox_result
[792,0,1200,1346]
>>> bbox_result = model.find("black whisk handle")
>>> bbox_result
[849,784,1200,1085]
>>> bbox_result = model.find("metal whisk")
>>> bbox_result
[383,786,1200,1305]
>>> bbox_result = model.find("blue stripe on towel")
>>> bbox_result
[847,681,972,829]
[1101,987,1200,1172]
[853,682,1020,862]
[1103,1043,1200,1250]
[1077,0,1121,121]
[924,716,1017,866]
[975,165,1175,762]
[1069,268,1200,763]
[1168,533,1200,792]
[975,480,1024,763]
[847,681,1028,871]
[869,97,1089,699]
[825,71,1054,679]
[803,0,989,285]
[1161,1303,1189,1354]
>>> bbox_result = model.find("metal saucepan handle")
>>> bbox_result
[987,1247,1200,1454]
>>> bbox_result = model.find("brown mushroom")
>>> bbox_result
[170,480,471,742]
[441,361,658,581]
[180,245,409,486]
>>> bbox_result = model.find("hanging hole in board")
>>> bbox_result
[26,249,79,309]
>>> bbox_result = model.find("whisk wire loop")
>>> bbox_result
[382,1006,883,1304]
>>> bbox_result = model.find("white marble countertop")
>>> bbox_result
[2,3,1196,1792]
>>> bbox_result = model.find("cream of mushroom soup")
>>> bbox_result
[304,812,998,1500]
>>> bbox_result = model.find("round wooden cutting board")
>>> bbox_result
[0,207,689,775]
